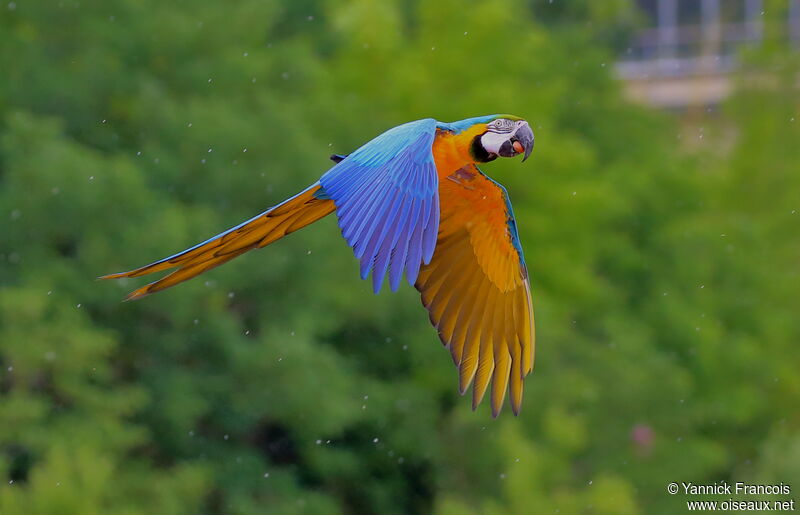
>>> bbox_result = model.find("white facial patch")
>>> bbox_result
[480,131,509,155]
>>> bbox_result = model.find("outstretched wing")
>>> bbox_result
[415,165,534,417]
[320,119,439,293]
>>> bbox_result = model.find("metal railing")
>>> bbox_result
[620,0,799,72]
[616,1,799,105]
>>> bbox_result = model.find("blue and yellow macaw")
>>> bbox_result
[103,115,535,417]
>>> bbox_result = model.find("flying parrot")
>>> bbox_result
[103,115,535,417]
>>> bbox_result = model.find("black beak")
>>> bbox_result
[516,122,534,162]
[497,122,535,161]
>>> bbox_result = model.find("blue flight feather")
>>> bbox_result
[388,198,414,291]
[320,119,440,294]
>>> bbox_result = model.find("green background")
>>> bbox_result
[1,0,798,513]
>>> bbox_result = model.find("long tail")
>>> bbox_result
[101,182,335,300]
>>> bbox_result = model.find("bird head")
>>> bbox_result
[470,115,534,163]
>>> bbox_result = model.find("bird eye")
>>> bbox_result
[490,119,513,132]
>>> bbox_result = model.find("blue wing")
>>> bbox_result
[319,118,440,293]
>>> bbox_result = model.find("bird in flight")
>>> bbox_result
[103,115,535,417]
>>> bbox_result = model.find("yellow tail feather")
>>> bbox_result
[102,184,335,300]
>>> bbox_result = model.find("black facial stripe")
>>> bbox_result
[470,134,497,163]
[489,119,515,132]
[486,127,514,134]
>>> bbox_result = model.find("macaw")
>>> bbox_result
[103,115,535,417]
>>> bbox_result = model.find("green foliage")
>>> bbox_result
[0,0,797,513]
